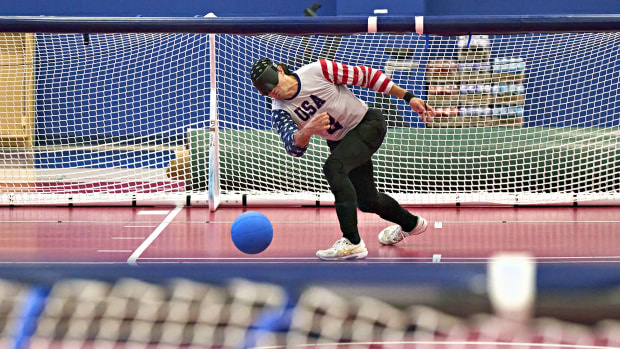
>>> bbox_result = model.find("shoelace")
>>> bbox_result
[398,229,407,243]
[332,238,350,249]
[388,226,406,244]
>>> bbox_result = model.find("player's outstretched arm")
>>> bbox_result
[317,59,436,123]
[319,59,393,94]
[388,84,437,124]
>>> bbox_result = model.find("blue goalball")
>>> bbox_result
[230,211,273,254]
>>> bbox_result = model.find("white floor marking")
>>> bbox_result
[1,260,620,265]
[284,340,620,349]
[3,219,620,224]
[137,255,620,261]
[127,205,183,266]
[137,210,170,215]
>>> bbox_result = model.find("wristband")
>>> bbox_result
[403,91,416,103]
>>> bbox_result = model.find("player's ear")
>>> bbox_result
[276,65,284,74]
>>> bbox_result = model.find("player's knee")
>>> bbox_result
[322,158,345,182]
[357,199,377,213]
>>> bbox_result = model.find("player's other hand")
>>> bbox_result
[306,112,331,135]
[409,98,437,124]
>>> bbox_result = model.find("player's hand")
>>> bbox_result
[305,112,331,135]
[409,98,437,124]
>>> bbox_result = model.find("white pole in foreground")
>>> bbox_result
[488,253,536,325]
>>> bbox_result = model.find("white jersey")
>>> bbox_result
[272,59,394,142]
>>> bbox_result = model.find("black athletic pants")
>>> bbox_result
[324,108,418,244]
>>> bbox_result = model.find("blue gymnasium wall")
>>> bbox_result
[35,34,210,168]
[2,0,619,16]
[424,0,619,15]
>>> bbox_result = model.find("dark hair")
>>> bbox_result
[277,63,292,75]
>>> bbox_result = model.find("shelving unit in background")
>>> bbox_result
[0,33,36,193]
[425,36,526,128]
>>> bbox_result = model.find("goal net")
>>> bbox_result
[0,29,619,205]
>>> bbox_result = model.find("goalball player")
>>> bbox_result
[250,58,437,260]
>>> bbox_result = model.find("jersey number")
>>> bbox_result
[327,116,343,135]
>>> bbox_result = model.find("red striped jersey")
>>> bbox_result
[272,59,394,150]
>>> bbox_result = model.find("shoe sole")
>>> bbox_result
[378,217,428,245]
[316,250,368,261]
[378,234,394,246]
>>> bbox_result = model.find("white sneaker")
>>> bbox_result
[316,238,368,261]
[378,216,428,246]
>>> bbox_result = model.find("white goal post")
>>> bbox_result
[0,16,618,207]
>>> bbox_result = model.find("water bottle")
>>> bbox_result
[515,106,524,118]
[508,84,516,95]
[508,107,516,117]
[504,107,512,117]
[480,37,490,49]
[499,83,508,96]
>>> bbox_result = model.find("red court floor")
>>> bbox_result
[0,206,619,263]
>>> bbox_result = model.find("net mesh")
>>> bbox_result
[0,31,619,205]
[218,32,620,205]
[6,278,620,347]
[0,33,209,204]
